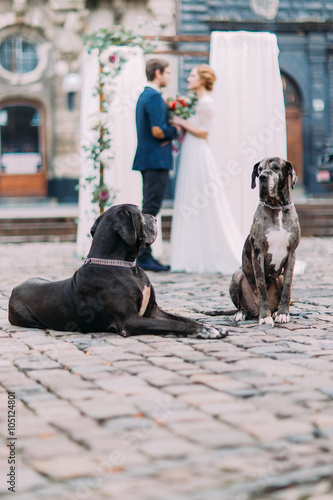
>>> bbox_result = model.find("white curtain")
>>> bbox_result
[77,46,146,259]
[209,31,287,239]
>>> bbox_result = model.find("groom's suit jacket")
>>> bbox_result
[133,86,177,171]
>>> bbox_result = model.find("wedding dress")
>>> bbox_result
[170,95,243,274]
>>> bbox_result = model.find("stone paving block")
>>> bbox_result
[86,347,144,362]
[19,435,86,460]
[31,454,98,480]
[0,460,49,494]
[75,396,137,419]
[165,408,211,423]
[53,415,101,437]
[55,387,108,400]
[14,415,57,439]
[24,335,61,346]
[138,367,189,387]
[198,377,252,393]
[290,357,332,371]
[32,400,82,421]
[14,386,59,405]
[28,368,96,391]
[174,423,254,448]
[309,408,333,429]
[198,360,240,373]
[112,362,158,376]
[178,389,234,406]
[70,364,116,375]
[13,354,61,370]
[131,394,188,417]
[138,436,201,459]
[241,418,314,442]
[94,374,151,394]
[154,383,206,396]
[0,344,30,354]
[0,359,12,368]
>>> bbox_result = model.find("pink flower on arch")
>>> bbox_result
[99,190,109,201]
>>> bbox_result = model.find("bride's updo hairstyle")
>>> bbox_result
[197,64,216,91]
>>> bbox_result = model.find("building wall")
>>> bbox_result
[0,0,177,201]
[178,0,333,194]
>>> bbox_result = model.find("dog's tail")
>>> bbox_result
[201,309,238,316]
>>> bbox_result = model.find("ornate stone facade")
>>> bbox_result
[0,0,176,200]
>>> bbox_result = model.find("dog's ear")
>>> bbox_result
[251,162,260,189]
[114,209,137,246]
[286,160,298,189]
[90,213,105,238]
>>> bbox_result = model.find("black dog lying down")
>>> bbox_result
[9,204,225,339]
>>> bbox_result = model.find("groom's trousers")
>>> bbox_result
[138,169,169,263]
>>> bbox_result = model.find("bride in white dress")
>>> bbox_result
[170,64,243,274]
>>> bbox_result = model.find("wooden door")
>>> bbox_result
[0,100,47,197]
[286,106,303,183]
[282,74,303,183]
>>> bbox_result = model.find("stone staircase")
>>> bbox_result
[296,200,333,237]
[0,200,78,243]
[0,217,77,243]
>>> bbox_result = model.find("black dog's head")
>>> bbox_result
[251,157,297,199]
[90,204,157,249]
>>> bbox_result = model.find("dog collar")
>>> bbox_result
[259,200,295,211]
[83,257,136,268]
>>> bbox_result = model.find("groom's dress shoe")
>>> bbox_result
[137,257,170,272]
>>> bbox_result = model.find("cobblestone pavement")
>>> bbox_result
[0,237,333,500]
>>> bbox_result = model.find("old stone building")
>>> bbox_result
[177,0,333,195]
[0,0,176,201]
[1,0,332,201]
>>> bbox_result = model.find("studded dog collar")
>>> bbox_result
[259,200,295,211]
[83,257,136,268]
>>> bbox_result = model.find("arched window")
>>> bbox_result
[0,36,38,74]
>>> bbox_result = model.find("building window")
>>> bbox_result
[0,36,39,74]
[0,104,43,175]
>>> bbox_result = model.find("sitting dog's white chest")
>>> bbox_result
[266,214,291,270]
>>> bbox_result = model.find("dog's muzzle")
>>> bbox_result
[259,172,278,198]
[142,214,158,246]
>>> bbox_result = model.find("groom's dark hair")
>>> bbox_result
[146,58,169,81]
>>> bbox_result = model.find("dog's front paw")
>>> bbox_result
[197,326,227,339]
[234,311,247,322]
[259,316,274,327]
[275,313,290,324]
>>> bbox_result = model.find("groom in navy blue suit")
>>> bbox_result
[133,58,179,272]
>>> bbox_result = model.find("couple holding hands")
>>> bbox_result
[133,58,242,274]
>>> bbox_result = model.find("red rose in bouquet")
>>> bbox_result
[166,93,198,120]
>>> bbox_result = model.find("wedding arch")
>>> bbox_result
[76,27,154,258]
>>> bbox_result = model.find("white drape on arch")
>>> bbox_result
[77,46,162,259]
[209,31,287,240]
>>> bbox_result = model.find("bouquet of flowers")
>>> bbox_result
[166,93,198,121]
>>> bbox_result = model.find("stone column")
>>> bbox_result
[308,34,327,161]
[327,33,333,142]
